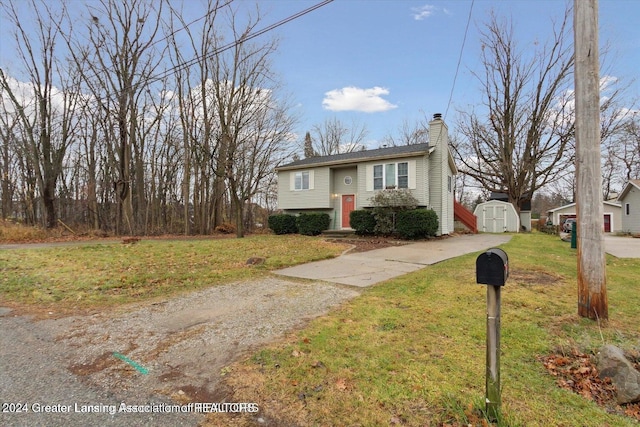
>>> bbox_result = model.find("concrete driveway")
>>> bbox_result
[275,234,512,287]
[605,235,640,258]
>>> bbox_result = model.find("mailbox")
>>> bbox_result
[476,248,509,286]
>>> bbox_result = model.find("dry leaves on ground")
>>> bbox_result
[540,349,640,421]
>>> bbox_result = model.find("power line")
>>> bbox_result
[126,0,334,90]
[444,0,474,121]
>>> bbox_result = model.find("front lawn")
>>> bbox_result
[209,233,640,426]
[0,235,348,313]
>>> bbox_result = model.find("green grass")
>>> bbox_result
[213,233,640,427]
[0,235,348,311]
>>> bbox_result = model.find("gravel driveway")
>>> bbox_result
[0,277,359,427]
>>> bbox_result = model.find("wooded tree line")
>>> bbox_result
[0,1,637,236]
[0,0,296,237]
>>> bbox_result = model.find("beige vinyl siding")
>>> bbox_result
[277,168,331,210]
[427,119,455,235]
[333,167,357,195]
[428,141,445,235]
[621,187,640,233]
[359,157,426,207]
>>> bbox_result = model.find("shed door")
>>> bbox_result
[603,214,611,232]
[495,206,506,232]
[342,195,355,228]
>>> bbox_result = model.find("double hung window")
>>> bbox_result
[373,162,409,190]
[294,171,310,190]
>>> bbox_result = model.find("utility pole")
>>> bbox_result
[574,0,608,320]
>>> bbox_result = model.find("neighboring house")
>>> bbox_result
[275,114,458,236]
[547,200,622,233]
[474,200,520,233]
[618,179,640,234]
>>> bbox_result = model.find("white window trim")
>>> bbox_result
[290,170,314,191]
[371,161,412,190]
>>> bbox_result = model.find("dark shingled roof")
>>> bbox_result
[277,143,431,170]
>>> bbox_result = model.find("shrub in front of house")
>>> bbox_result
[268,214,298,235]
[396,209,439,239]
[349,210,376,235]
[370,189,419,236]
[296,212,331,236]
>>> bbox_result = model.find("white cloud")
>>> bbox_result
[322,86,397,113]
[412,4,436,21]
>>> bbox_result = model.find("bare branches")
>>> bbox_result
[309,117,369,156]
[454,7,574,211]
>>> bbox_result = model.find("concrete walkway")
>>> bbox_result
[275,234,512,287]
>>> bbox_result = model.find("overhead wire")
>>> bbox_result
[444,0,475,121]
[118,0,334,91]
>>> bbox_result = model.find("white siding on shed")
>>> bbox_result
[474,200,520,232]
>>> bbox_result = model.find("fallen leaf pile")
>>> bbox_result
[540,349,640,421]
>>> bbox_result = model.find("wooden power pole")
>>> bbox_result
[574,0,608,320]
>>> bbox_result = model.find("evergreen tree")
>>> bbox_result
[303,132,316,158]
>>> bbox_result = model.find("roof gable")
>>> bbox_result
[276,143,430,171]
[617,179,640,201]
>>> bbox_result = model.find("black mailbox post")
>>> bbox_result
[475,248,508,422]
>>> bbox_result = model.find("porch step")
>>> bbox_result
[321,229,355,238]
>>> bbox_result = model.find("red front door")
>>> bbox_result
[341,195,355,228]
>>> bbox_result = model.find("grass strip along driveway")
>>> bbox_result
[207,233,640,427]
[0,235,348,314]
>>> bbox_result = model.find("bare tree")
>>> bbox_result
[166,0,233,235]
[0,0,82,228]
[310,117,368,155]
[381,117,429,147]
[0,96,19,219]
[453,9,575,213]
[208,5,297,237]
[614,113,640,182]
[64,0,165,235]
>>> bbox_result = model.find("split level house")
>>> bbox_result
[275,114,459,236]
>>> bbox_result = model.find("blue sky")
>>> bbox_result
[258,0,639,148]
[1,0,638,150]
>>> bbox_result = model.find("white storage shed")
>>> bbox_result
[474,200,520,233]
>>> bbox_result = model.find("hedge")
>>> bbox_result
[349,210,376,235]
[395,209,439,239]
[296,212,331,236]
[268,214,298,235]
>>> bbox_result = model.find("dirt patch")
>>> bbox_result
[325,236,426,253]
[509,268,562,286]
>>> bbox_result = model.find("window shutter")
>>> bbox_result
[408,160,416,189]
[309,170,314,190]
[290,172,295,190]
[366,165,373,191]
